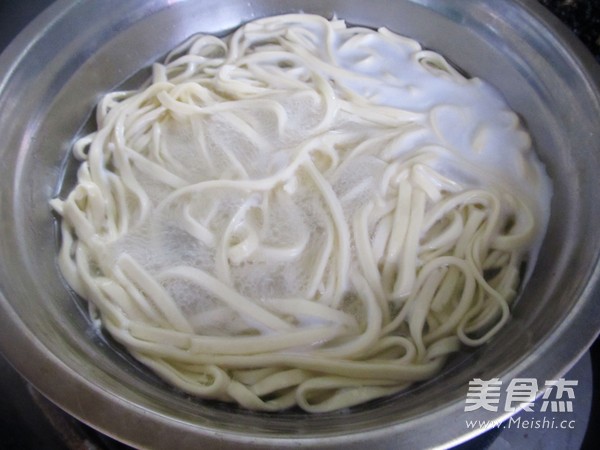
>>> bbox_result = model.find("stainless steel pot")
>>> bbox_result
[1,1,599,448]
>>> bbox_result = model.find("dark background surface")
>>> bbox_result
[0,1,599,449]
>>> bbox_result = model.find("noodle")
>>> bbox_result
[51,14,551,412]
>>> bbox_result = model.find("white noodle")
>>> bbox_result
[51,14,551,412]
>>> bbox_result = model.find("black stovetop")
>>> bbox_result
[1,1,599,449]
[541,0,600,63]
